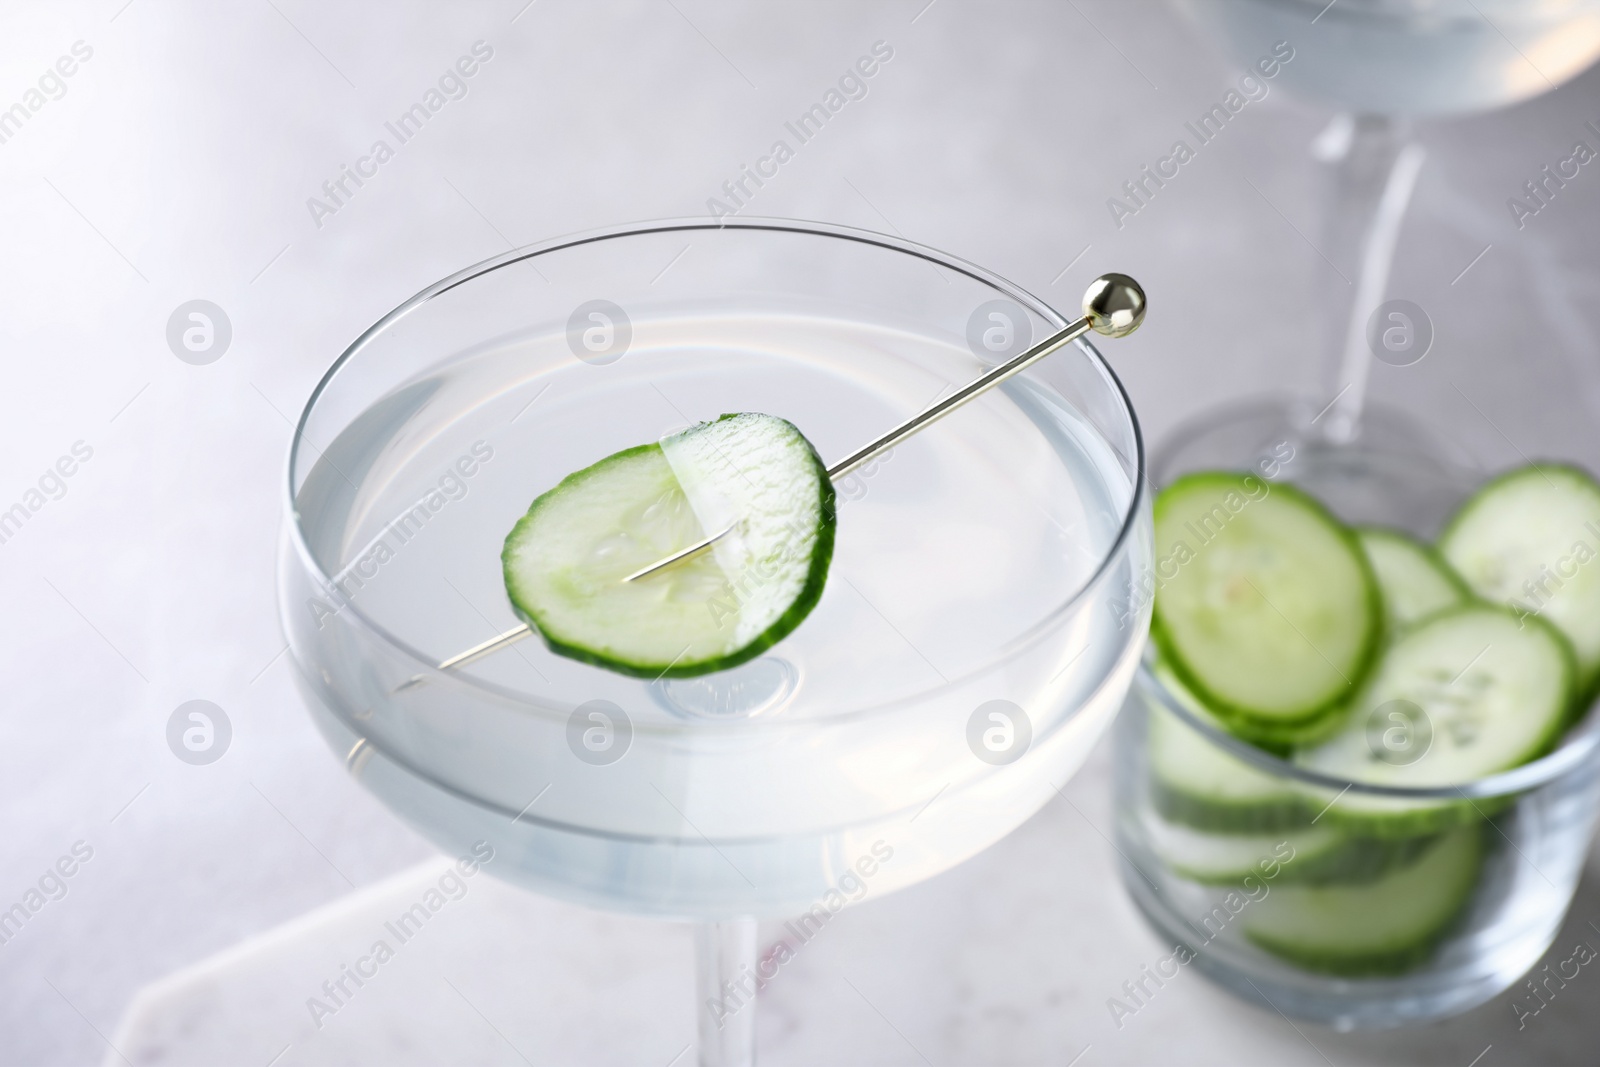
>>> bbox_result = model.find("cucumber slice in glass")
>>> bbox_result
[502,413,835,678]
[1356,526,1468,632]
[1144,815,1438,887]
[1144,816,1335,884]
[1241,827,1483,976]
[1155,652,1347,752]
[1148,665,1314,832]
[1152,472,1381,727]
[1439,463,1600,692]
[1294,604,1574,836]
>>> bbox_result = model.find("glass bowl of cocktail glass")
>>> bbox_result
[278,219,1153,1066]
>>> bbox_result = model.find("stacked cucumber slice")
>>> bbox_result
[1153,474,1383,747]
[1440,465,1600,704]
[1356,527,1468,631]
[1294,605,1574,837]
[1240,828,1484,976]
[1145,461,1600,976]
[1147,664,1310,833]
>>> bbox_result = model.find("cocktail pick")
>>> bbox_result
[402,274,1145,686]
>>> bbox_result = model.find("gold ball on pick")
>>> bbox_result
[1083,273,1147,339]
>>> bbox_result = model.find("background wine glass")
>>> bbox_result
[1106,1,1600,1027]
[1179,0,1600,442]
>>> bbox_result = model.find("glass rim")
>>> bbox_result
[282,215,1149,714]
[1139,663,1600,799]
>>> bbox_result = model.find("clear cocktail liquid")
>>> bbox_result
[286,312,1147,918]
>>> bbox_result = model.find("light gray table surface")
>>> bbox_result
[2,2,1598,1064]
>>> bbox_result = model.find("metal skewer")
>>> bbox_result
[404,274,1145,684]
[622,523,739,583]
[435,624,539,672]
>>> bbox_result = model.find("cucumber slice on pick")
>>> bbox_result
[1294,604,1574,836]
[1356,527,1467,632]
[1152,473,1381,727]
[502,413,835,678]
[1439,463,1600,691]
[1242,827,1482,976]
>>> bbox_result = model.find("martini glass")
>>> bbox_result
[277,219,1152,1064]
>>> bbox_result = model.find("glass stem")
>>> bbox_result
[1310,112,1426,443]
[694,917,758,1067]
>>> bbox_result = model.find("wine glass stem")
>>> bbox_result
[694,917,758,1066]
[1311,112,1426,443]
